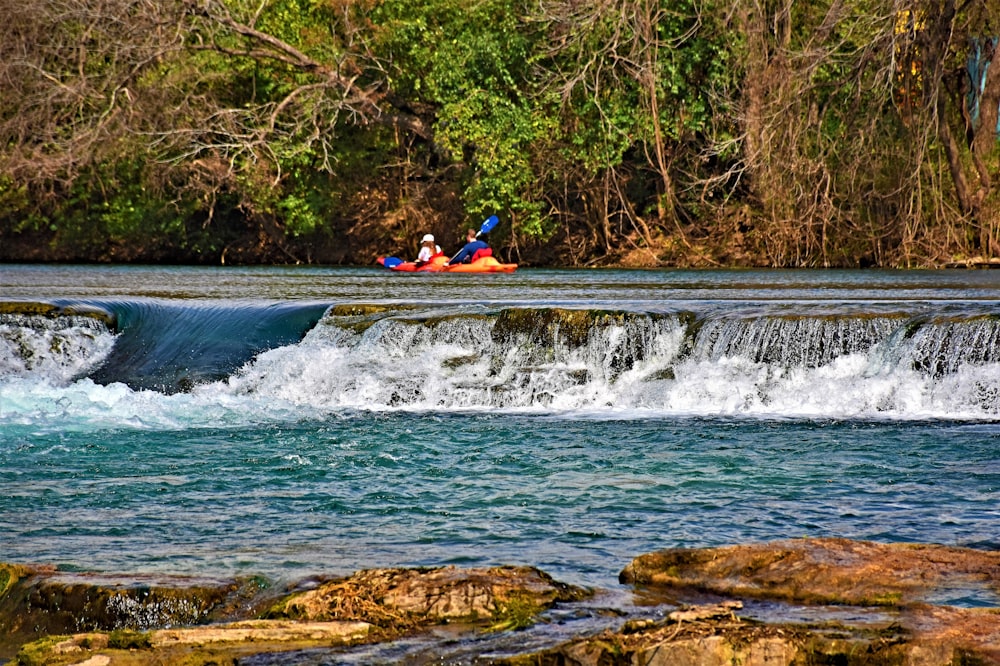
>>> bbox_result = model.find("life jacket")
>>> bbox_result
[471,247,493,262]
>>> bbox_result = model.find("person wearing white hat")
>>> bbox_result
[416,233,442,264]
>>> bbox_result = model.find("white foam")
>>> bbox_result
[3,312,999,428]
[0,315,117,383]
[0,374,314,433]
[211,313,1000,419]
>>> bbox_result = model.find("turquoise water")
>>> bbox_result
[2,265,1000,589]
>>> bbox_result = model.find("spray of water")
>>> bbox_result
[3,308,1000,425]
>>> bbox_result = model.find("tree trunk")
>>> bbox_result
[971,38,999,253]
[938,91,974,217]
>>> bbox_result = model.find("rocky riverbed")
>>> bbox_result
[3,538,1000,665]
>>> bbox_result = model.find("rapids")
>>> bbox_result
[2,264,999,593]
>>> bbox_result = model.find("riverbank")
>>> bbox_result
[4,539,1000,665]
[5,224,998,270]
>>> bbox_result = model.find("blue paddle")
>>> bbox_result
[477,215,499,237]
[449,215,500,263]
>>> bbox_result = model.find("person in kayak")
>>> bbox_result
[416,234,442,265]
[448,228,491,264]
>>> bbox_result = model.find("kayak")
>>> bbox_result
[445,256,518,273]
[377,255,517,273]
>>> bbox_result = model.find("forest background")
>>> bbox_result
[0,0,997,268]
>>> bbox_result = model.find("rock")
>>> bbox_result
[944,256,1000,269]
[668,600,742,622]
[70,657,111,666]
[8,543,1000,666]
[634,634,799,666]
[900,604,1000,660]
[19,621,371,666]
[0,566,272,661]
[620,537,1000,607]
[270,564,589,629]
[149,619,371,646]
[0,302,116,327]
[7,565,588,665]
[611,538,1000,664]
[491,613,816,666]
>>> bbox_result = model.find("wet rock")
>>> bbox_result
[0,563,30,593]
[620,537,1000,607]
[497,602,929,666]
[609,538,1000,665]
[0,301,116,328]
[5,564,588,664]
[491,308,670,352]
[667,599,742,622]
[9,544,1000,666]
[443,353,481,369]
[326,304,403,318]
[899,604,1000,661]
[15,621,372,666]
[0,302,59,316]
[268,564,589,630]
[148,618,371,646]
[489,613,808,666]
[0,565,271,660]
[323,303,414,334]
[622,629,803,666]
[489,308,672,380]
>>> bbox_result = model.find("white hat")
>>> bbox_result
[422,234,435,243]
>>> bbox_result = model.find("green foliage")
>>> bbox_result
[526,0,737,231]
[370,0,555,237]
[107,629,153,650]
[14,636,73,666]
[253,0,342,62]
[372,0,531,101]
[437,93,553,237]
[97,185,183,243]
[0,179,42,233]
[1,0,993,266]
[65,161,196,252]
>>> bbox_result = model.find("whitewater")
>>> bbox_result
[2,264,999,589]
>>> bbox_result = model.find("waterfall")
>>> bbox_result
[4,303,1000,417]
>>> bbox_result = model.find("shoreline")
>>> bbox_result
[4,538,1000,665]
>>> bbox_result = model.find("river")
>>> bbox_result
[2,264,999,593]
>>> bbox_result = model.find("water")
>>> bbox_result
[2,265,1000,594]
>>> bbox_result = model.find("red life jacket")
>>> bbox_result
[471,247,493,262]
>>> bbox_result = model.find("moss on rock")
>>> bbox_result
[268,565,589,633]
[0,301,116,328]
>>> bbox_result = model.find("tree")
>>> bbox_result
[531,0,732,263]
[1,0,997,266]
[913,0,1000,256]
[0,0,447,261]
[368,0,553,250]
[0,0,180,185]
[723,0,1000,266]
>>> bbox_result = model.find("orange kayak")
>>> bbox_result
[441,256,517,273]
[379,255,517,273]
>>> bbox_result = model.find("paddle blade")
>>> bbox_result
[477,215,500,237]
[379,256,403,268]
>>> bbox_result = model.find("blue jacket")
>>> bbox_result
[451,239,489,264]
